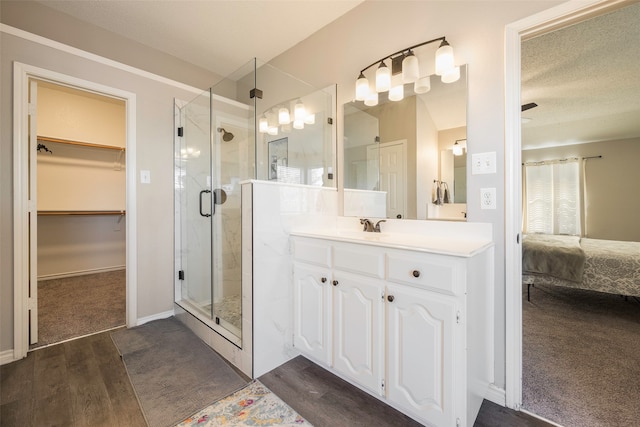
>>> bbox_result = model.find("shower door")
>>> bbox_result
[176,87,250,347]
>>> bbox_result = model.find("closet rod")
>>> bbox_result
[37,136,125,151]
[38,210,126,216]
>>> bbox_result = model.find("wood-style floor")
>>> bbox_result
[1,330,551,427]
[1,332,146,427]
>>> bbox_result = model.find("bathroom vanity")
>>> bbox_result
[290,225,493,427]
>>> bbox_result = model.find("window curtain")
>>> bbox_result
[524,159,581,235]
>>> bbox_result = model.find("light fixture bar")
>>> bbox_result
[357,36,447,75]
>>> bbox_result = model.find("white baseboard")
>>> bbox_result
[0,349,18,366]
[38,265,126,281]
[485,383,506,406]
[136,310,174,326]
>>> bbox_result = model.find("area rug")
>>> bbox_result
[111,317,248,427]
[176,380,312,427]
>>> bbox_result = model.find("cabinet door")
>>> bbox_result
[386,284,458,427]
[293,263,332,365]
[332,271,384,395]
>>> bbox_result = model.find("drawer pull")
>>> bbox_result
[321,277,327,283]
[387,295,395,302]
[412,270,421,278]
[332,280,339,286]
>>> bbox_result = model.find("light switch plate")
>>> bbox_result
[472,152,497,174]
[140,170,151,184]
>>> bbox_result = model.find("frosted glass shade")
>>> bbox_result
[402,52,419,83]
[293,119,304,130]
[435,42,454,76]
[304,113,316,125]
[375,62,391,92]
[414,75,431,94]
[259,117,269,133]
[267,126,278,136]
[278,107,290,125]
[441,66,460,84]
[364,92,378,107]
[389,75,404,102]
[355,73,369,101]
[453,142,463,156]
[294,101,306,121]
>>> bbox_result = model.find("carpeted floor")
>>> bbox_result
[111,317,249,427]
[523,283,640,426]
[33,269,126,348]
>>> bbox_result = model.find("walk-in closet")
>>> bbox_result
[33,81,126,348]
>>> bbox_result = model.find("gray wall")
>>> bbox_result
[522,138,640,242]
[267,0,563,389]
[0,16,219,351]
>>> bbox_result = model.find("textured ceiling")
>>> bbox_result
[521,2,640,149]
[34,0,363,78]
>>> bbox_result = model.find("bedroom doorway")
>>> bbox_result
[13,63,137,360]
[505,1,640,425]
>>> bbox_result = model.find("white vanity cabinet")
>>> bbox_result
[291,233,493,427]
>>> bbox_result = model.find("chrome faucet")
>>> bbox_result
[374,219,386,233]
[360,218,374,232]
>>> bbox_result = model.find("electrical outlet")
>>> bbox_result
[480,188,496,209]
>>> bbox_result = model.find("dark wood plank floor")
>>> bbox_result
[260,355,553,427]
[2,330,552,427]
[1,331,146,427]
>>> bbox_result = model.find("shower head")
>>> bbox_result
[217,127,234,142]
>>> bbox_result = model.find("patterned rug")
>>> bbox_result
[176,380,312,427]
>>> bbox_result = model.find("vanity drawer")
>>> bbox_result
[293,238,331,267]
[333,243,384,278]
[386,252,461,295]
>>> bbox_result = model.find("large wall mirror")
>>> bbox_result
[343,64,467,221]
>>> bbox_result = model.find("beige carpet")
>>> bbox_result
[33,270,126,348]
[523,283,640,426]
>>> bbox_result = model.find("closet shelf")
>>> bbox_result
[38,210,126,216]
[37,136,125,151]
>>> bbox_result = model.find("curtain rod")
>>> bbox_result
[522,155,602,166]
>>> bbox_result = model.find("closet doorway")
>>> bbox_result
[31,80,127,349]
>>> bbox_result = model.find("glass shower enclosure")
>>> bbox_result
[174,58,335,352]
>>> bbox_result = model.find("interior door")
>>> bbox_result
[28,79,38,344]
[378,140,407,219]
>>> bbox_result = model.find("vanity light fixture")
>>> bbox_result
[354,36,458,102]
[453,139,465,156]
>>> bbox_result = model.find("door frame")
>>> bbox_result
[13,62,137,359]
[504,0,628,410]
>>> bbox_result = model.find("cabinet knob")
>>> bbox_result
[332,280,339,286]
[321,277,327,283]
[412,270,421,278]
[387,295,395,302]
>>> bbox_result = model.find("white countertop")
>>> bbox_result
[290,229,493,257]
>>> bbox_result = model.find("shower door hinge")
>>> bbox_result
[178,270,185,280]
[327,117,333,125]
[177,127,184,137]
[250,88,263,99]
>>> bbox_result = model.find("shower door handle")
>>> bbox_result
[199,189,212,217]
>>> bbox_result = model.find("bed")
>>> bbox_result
[522,233,640,299]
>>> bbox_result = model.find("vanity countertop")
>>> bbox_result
[290,229,493,257]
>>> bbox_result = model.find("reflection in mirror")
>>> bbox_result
[343,65,467,220]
